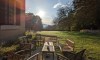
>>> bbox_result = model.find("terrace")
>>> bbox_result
[4,33,86,60]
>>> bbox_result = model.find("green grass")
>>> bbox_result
[0,45,19,56]
[37,31,100,60]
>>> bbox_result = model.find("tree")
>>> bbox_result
[32,15,43,31]
[53,5,74,31]
[73,0,99,30]
[54,0,100,31]
[57,7,67,19]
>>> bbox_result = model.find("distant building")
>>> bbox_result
[0,0,25,44]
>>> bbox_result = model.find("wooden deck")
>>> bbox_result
[25,35,70,60]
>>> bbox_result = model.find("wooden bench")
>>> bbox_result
[61,39,75,52]
[66,39,74,49]
[35,34,59,46]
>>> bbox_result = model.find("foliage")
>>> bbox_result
[72,0,99,30]
[32,15,43,31]
[53,3,75,31]
[54,9,74,30]
[26,13,43,31]
[57,7,67,20]
[25,31,36,39]
[0,45,19,56]
[53,0,100,31]
[53,7,67,29]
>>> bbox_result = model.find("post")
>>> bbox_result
[30,44,31,56]
[37,54,38,60]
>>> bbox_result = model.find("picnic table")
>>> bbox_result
[42,42,55,60]
[57,39,74,52]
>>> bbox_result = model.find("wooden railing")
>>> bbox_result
[7,49,31,60]
[26,52,40,60]
[27,52,69,60]
[7,53,25,60]
[15,49,31,55]
[56,53,70,60]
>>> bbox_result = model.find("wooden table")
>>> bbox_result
[42,42,55,60]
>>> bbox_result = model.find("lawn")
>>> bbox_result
[37,31,100,60]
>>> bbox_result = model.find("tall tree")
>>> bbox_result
[53,5,74,30]
[73,0,99,30]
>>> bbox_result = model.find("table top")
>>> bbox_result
[49,42,53,46]
[42,42,55,52]
[62,45,73,52]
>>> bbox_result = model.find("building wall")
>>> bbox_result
[0,0,25,43]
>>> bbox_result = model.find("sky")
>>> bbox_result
[26,0,73,25]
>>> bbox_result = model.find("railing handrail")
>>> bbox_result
[26,52,40,60]
[56,53,70,60]
[15,49,30,54]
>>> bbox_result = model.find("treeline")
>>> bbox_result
[53,0,100,31]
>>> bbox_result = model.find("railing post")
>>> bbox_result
[35,41,37,48]
[37,54,38,60]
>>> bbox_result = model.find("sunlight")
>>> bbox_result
[36,10,45,18]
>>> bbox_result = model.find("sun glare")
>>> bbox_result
[36,10,45,18]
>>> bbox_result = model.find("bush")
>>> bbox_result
[0,45,19,56]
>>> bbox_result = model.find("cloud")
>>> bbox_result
[42,16,54,25]
[53,2,67,9]
[42,19,53,25]
[53,3,61,8]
